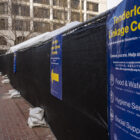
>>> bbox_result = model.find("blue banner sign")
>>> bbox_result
[50,35,63,100]
[13,52,16,73]
[107,0,140,140]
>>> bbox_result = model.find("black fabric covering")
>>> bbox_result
[0,13,108,140]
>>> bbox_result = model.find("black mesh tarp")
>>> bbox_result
[0,12,109,140]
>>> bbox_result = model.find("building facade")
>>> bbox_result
[0,0,107,52]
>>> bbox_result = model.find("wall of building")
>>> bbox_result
[0,0,107,51]
[107,0,122,9]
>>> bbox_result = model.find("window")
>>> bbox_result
[53,23,64,30]
[12,4,19,15]
[21,5,30,16]
[12,0,29,2]
[34,0,49,4]
[21,0,29,2]
[13,20,30,31]
[53,9,67,20]
[0,3,8,14]
[71,0,79,9]
[87,2,98,12]
[71,12,80,21]
[34,7,50,18]
[0,37,7,45]
[53,0,67,7]
[15,36,25,45]
[87,14,95,20]
[34,22,50,32]
[0,19,8,30]
[12,4,30,17]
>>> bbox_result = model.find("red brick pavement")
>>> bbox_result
[0,75,56,140]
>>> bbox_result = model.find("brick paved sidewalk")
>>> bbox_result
[0,75,56,140]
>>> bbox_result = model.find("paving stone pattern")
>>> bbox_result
[0,76,56,140]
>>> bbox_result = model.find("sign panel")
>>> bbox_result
[13,52,16,73]
[107,0,140,140]
[50,35,63,100]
